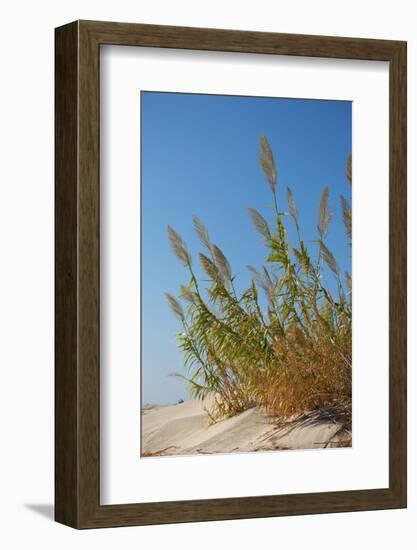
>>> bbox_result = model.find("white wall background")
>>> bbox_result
[0,0,415,547]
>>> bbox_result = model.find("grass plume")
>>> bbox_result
[167,225,192,267]
[248,207,271,240]
[193,215,213,253]
[317,185,332,239]
[259,134,277,193]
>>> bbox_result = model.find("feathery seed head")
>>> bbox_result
[286,186,299,229]
[317,186,332,239]
[319,240,339,275]
[346,154,352,184]
[340,195,352,241]
[165,292,185,322]
[248,207,271,240]
[199,253,219,281]
[212,244,232,285]
[167,225,192,267]
[192,215,213,253]
[180,285,198,305]
[259,134,277,192]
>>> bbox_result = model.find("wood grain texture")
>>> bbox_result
[388,41,407,503]
[55,20,407,529]
[55,21,79,527]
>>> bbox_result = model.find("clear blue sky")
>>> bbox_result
[141,91,352,405]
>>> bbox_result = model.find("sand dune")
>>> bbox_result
[141,397,351,457]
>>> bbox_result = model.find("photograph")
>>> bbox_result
[140,91,352,457]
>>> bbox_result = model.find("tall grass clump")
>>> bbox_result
[166,136,352,422]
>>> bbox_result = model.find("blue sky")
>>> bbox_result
[141,91,352,405]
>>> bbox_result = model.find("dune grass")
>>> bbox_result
[165,135,352,422]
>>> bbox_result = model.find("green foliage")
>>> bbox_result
[166,136,352,421]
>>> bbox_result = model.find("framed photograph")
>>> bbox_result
[55,20,407,528]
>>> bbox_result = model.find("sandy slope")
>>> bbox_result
[141,397,351,456]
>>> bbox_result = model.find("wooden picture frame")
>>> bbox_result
[55,20,407,528]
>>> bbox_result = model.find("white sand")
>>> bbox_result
[141,397,351,456]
